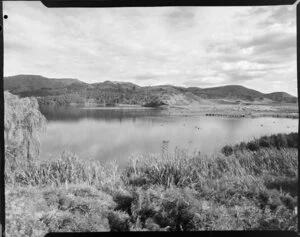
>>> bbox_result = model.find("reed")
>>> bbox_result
[5,134,298,234]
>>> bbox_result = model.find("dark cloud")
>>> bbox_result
[261,6,295,27]
[205,27,296,85]
[183,80,218,87]
[207,30,295,65]
[167,7,195,21]
[237,6,295,29]
[206,42,245,62]
[220,70,265,83]
[135,74,159,81]
[240,32,296,60]
[250,7,270,15]
[4,41,30,52]
[164,7,196,30]
[254,33,293,48]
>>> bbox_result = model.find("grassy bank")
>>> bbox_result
[164,103,299,119]
[5,133,298,235]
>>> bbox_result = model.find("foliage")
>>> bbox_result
[221,145,233,156]
[143,97,166,108]
[221,133,298,156]
[6,144,298,234]
[6,150,123,189]
[4,93,298,234]
[4,92,46,177]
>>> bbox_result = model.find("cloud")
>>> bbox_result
[205,20,296,89]
[3,2,297,95]
[239,32,296,55]
[236,6,296,29]
[164,7,196,30]
[135,74,159,81]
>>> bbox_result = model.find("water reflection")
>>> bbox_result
[39,105,298,167]
[39,105,164,122]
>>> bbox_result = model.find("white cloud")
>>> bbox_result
[3,2,297,96]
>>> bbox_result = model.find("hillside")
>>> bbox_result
[4,75,298,106]
[187,85,264,101]
[265,92,298,103]
[4,75,87,97]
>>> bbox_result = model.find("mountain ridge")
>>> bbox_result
[4,74,298,106]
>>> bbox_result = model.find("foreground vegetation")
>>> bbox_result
[4,92,298,235]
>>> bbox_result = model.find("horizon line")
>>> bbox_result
[4,73,298,97]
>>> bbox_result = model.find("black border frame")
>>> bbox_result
[0,1,299,237]
[41,0,296,7]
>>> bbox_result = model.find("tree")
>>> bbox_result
[143,96,166,108]
[4,92,46,170]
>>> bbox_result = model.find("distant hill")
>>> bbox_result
[4,75,87,97]
[4,74,298,106]
[264,92,298,103]
[91,81,141,91]
[187,85,264,101]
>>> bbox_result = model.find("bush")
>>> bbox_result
[108,211,131,231]
[130,186,203,231]
[143,97,166,108]
[4,91,46,177]
[256,206,297,231]
[225,133,298,154]
[246,141,259,151]
[264,175,298,197]
[221,145,233,156]
[5,187,49,237]
[41,185,116,232]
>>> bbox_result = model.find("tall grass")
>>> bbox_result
[5,133,298,234]
[6,150,123,190]
[222,132,298,156]
[124,146,297,188]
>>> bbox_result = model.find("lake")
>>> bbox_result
[39,105,298,166]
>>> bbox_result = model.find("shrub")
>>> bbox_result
[5,187,49,237]
[264,175,298,197]
[221,145,233,156]
[41,185,116,232]
[4,91,46,178]
[111,189,134,214]
[258,136,271,148]
[256,206,297,231]
[225,133,298,154]
[130,186,203,231]
[108,211,131,231]
[246,141,259,151]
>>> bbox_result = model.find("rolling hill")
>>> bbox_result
[4,74,298,106]
[4,75,87,97]
[264,92,297,103]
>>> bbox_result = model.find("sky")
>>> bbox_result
[3,2,297,96]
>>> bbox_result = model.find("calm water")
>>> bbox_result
[39,105,298,166]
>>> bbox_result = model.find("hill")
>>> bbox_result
[4,75,87,97]
[264,92,298,103]
[187,85,264,101]
[4,74,298,106]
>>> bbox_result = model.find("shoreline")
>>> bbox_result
[162,104,299,119]
[39,102,299,119]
